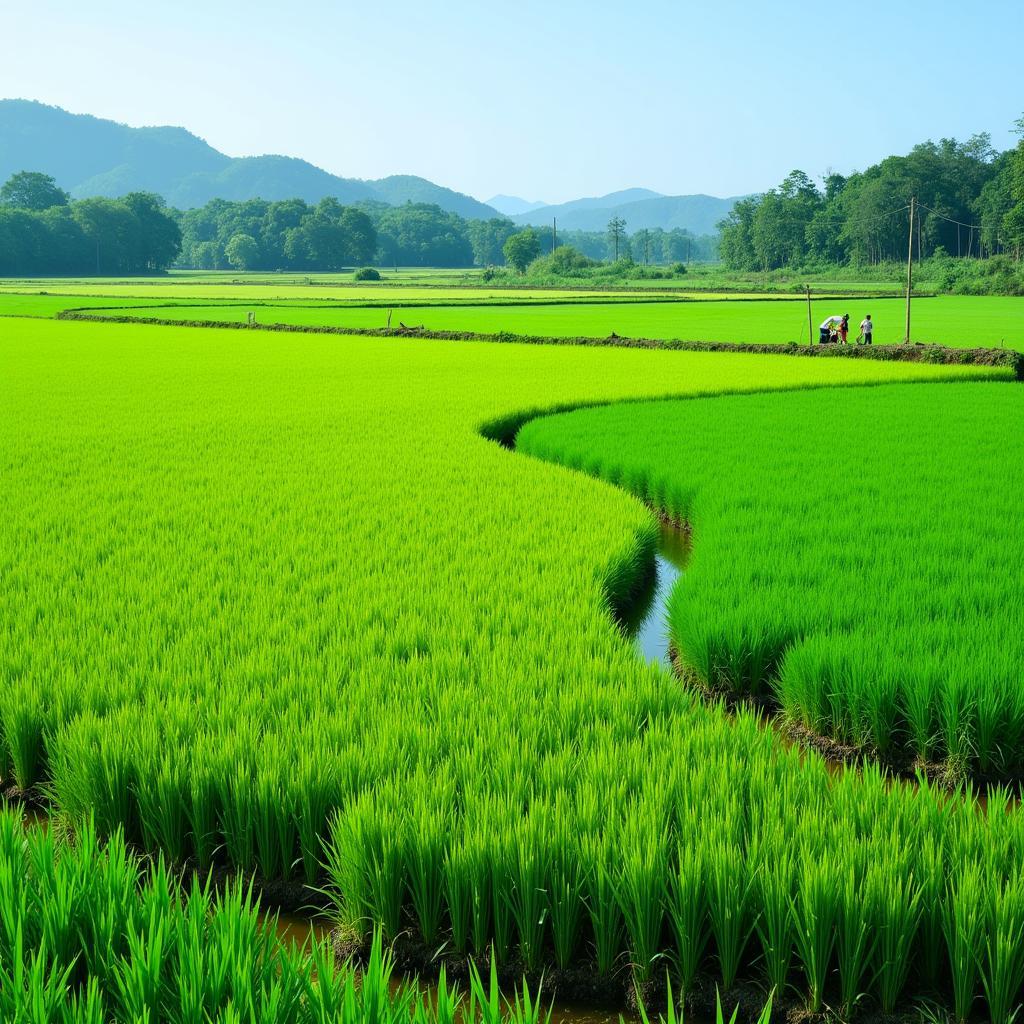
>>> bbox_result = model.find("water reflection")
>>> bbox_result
[621,524,690,666]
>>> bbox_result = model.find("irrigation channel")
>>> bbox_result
[620,524,691,666]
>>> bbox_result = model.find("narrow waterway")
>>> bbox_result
[620,524,691,666]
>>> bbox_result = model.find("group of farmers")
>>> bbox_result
[819,313,873,345]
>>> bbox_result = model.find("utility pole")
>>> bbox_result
[905,197,915,343]
[806,285,813,346]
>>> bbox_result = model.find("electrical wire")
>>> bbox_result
[915,200,982,231]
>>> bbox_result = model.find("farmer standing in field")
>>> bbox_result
[819,315,844,344]
[838,314,850,344]
[859,313,873,344]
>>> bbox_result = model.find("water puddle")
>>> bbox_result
[272,908,335,949]
[621,523,691,666]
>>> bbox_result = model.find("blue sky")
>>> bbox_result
[3,0,1021,203]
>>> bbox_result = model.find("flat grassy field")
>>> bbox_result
[2,314,1010,1015]
[0,280,659,302]
[55,294,1024,349]
[519,382,1024,777]
[0,290,822,319]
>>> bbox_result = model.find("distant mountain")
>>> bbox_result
[0,100,498,218]
[370,175,496,219]
[538,188,665,217]
[511,190,741,235]
[485,194,549,216]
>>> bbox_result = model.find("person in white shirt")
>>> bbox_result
[859,314,873,345]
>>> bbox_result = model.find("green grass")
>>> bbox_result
[57,294,1024,350]
[518,382,1024,778]
[2,314,1019,1018]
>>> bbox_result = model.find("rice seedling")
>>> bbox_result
[791,852,838,1012]
[751,845,794,998]
[666,844,710,993]
[834,860,873,1019]
[866,858,922,1014]
[981,872,1024,1024]
[943,865,988,1023]
[706,842,754,991]
[547,841,585,970]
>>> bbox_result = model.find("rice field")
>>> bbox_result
[1,305,1021,1020]
[0,807,569,1024]
[518,382,1024,778]
[37,293,1024,350]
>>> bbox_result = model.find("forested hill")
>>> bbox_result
[719,127,1024,270]
[0,100,498,218]
[511,191,744,234]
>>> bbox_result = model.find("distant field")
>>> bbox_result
[47,294,1024,349]
[0,291,830,319]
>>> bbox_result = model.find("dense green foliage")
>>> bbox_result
[0,170,70,211]
[518,382,1024,778]
[179,197,377,271]
[720,124,1024,272]
[503,229,542,273]
[1,314,992,1018]
[2,165,718,275]
[0,184,181,275]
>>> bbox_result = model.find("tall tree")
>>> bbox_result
[503,228,541,273]
[0,171,69,211]
[606,216,627,261]
[121,192,181,270]
[225,233,260,270]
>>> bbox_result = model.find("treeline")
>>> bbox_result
[720,123,1024,271]
[176,198,717,270]
[0,172,181,275]
[1,167,718,275]
[531,225,717,264]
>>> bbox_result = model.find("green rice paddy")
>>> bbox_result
[29,293,1024,350]
[519,382,1024,777]
[1,273,1022,1020]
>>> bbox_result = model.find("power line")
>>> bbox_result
[915,200,982,231]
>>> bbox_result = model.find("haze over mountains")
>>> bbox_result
[495,189,745,235]
[1,100,740,234]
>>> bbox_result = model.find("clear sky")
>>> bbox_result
[3,0,1022,203]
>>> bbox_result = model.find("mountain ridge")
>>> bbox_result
[1,100,738,232]
[511,190,743,234]
[0,99,498,218]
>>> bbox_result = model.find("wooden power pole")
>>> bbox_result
[904,197,915,343]
[806,285,813,345]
